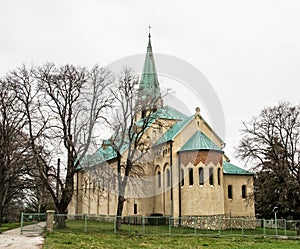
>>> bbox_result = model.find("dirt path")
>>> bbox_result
[0,223,44,249]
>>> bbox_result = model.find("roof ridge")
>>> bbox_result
[155,115,194,145]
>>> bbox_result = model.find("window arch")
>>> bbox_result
[228,185,233,199]
[199,167,204,185]
[242,185,246,199]
[181,168,184,186]
[189,168,193,185]
[209,167,214,185]
[217,168,221,185]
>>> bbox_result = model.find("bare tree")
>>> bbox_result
[8,64,114,228]
[237,102,300,223]
[109,68,163,230]
[0,77,32,226]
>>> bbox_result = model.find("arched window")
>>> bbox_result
[199,167,204,185]
[166,169,170,187]
[217,168,221,185]
[158,171,161,188]
[242,185,246,199]
[181,168,184,186]
[228,185,233,199]
[209,167,214,185]
[189,168,193,185]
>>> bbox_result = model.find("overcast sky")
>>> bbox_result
[1,0,299,167]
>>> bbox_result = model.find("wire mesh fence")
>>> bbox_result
[20,212,300,238]
[20,213,46,234]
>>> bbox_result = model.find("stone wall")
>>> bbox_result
[178,215,256,230]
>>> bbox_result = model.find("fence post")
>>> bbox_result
[169,216,171,235]
[194,217,197,236]
[46,210,55,232]
[242,219,244,236]
[218,217,221,236]
[142,216,145,235]
[20,212,24,234]
[84,214,87,233]
[263,219,266,236]
[114,216,117,234]
[284,219,287,236]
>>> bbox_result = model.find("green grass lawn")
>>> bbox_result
[43,220,300,249]
[44,232,300,249]
[0,221,34,233]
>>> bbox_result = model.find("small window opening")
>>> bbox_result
[189,168,193,185]
[158,171,161,188]
[199,167,204,185]
[134,204,137,214]
[228,185,233,199]
[217,168,221,185]
[166,169,170,187]
[242,185,246,199]
[209,167,214,185]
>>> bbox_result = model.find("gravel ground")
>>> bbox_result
[0,223,44,249]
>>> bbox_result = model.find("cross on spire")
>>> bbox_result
[148,25,151,38]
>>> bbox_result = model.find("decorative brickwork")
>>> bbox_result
[180,150,222,167]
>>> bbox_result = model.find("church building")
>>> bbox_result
[68,33,255,225]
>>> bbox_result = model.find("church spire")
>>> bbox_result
[138,27,162,110]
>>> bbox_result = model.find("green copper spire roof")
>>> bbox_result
[179,130,222,152]
[139,33,161,101]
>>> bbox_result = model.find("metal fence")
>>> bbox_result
[53,214,300,237]
[20,213,46,234]
[20,213,300,238]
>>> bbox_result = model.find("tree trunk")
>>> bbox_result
[56,215,66,229]
[56,206,67,229]
[116,195,125,230]
[0,205,3,227]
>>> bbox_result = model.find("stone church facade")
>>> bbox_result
[68,33,255,223]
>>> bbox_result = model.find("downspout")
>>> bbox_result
[170,141,173,217]
[178,152,182,224]
[76,171,79,215]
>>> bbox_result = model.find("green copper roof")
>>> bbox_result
[139,34,161,100]
[223,161,253,175]
[135,106,187,129]
[154,106,188,120]
[81,106,187,168]
[179,130,222,152]
[156,115,194,145]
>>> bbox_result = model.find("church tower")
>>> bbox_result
[137,30,163,118]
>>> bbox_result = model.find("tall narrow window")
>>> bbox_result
[228,185,233,199]
[141,110,146,118]
[217,168,221,186]
[242,185,246,199]
[199,167,204,185]
[181,169,184,186]
[134,204,137,214]
[189,168,193,185]
[166,169,170,187]
[158,171,161,188]
[209,167,214,185]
